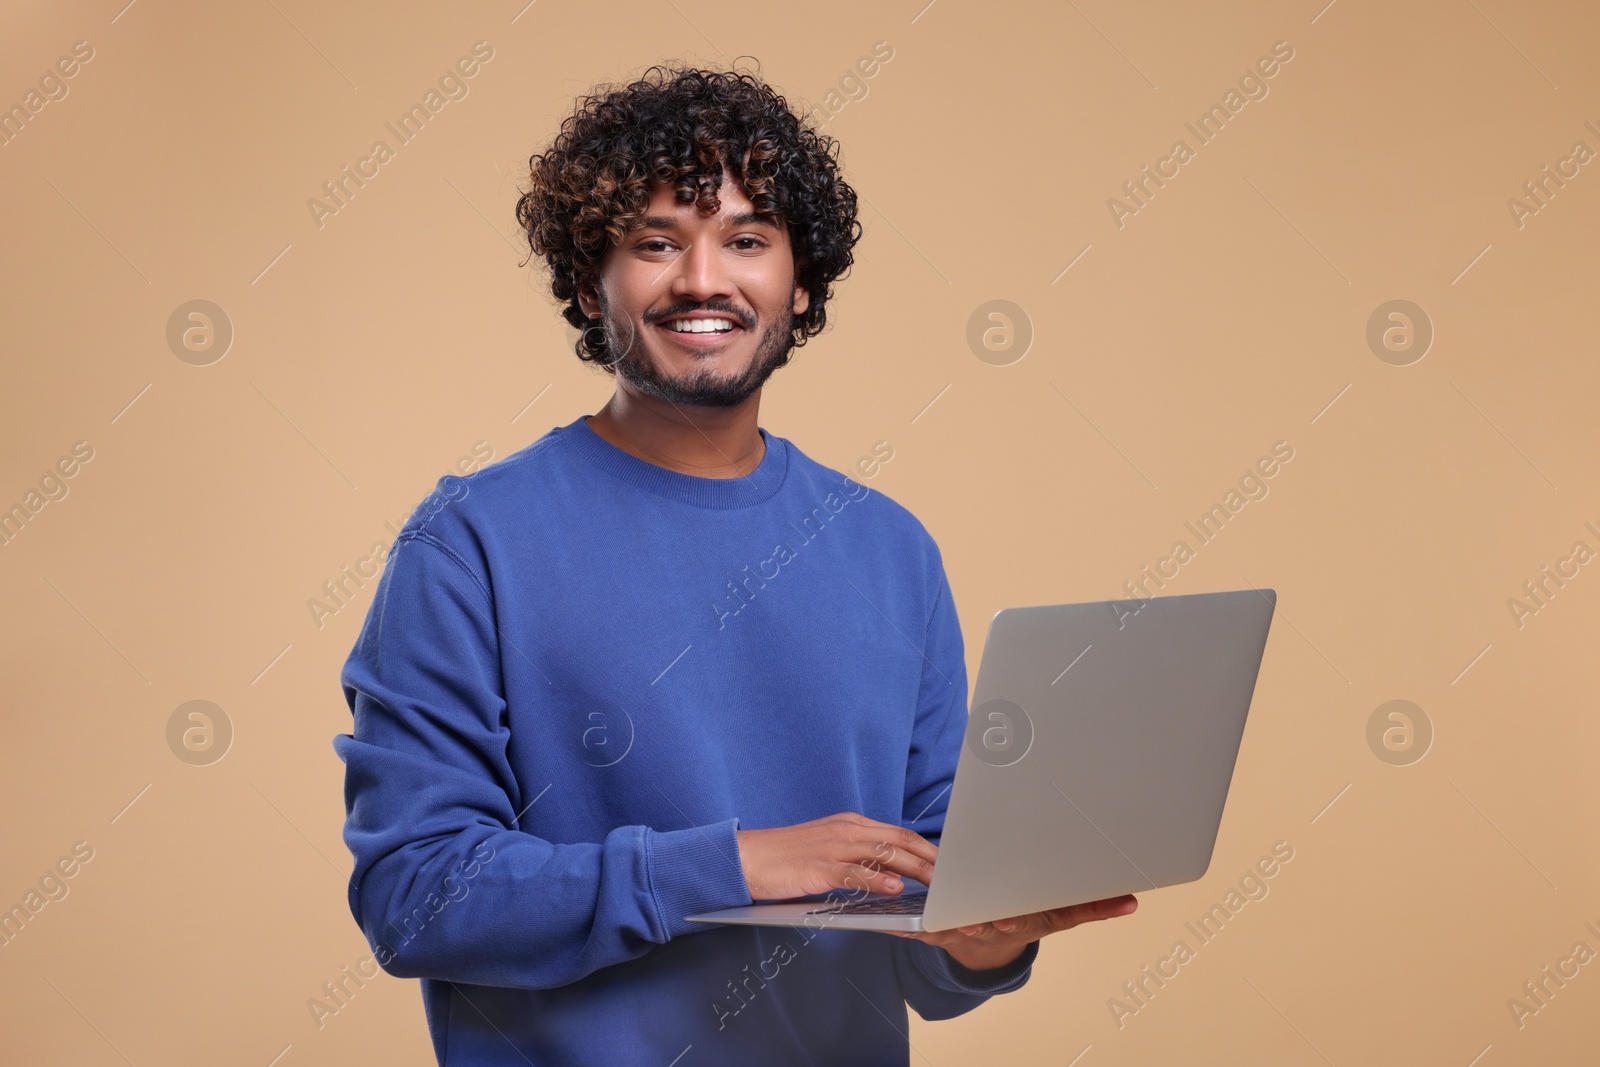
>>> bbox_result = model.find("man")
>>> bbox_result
[334,63,1136,1065]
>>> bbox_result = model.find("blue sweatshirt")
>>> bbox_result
[334,413,1038,1065]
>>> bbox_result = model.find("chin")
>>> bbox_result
[658,343,750,371]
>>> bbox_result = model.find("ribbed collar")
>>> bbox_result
[556,414,789,510]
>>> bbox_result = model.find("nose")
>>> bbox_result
[667,235,734,306]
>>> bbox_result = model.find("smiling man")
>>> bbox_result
[334,63,1135,1066]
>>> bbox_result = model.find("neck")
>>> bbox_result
[586,389,765,479]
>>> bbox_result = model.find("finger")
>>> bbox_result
[849,816,940,869]
[1085,894,1138,919]
[862,841,937,887]
[889,826,940,867]
[836,861,907,897]
[1046,894,1139,931]
[856,826,939,882]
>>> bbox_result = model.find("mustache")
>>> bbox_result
[645,302,752,330]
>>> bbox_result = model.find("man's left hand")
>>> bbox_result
[889,893,1138,972]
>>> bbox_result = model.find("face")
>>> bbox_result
[578,164,811,408]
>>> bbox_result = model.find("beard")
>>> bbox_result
[597,296,798,408]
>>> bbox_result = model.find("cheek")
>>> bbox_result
[606,274,642,310]
[751,273,801,317]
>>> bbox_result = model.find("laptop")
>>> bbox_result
[685,587,1277,933]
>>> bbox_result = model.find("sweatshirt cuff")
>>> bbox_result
[646,816,753,939]
[915,938,1039,994]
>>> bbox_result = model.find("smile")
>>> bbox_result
[663,317,738,334]
[652,315,745,348]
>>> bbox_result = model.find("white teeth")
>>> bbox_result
[665,318,735,333]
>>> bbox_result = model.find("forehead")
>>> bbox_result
[635,167,780,231]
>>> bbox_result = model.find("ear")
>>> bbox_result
[577,282,601,319]
[791,266,810,317]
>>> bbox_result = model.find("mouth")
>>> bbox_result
[654,315,745,348]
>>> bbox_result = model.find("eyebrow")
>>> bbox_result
[635,211,782,232]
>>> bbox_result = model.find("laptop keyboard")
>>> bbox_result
[807,894,927,915]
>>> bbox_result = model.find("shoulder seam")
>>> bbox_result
[421,431,568,514]
[396,530,493,605]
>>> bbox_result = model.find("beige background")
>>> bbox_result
[2,0,1597,1063]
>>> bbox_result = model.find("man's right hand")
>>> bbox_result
[734,812,938,901]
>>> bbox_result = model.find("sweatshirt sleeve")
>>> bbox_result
[890,558,1041,1017]
[332,529,753,990]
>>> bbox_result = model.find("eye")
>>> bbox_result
[638,239,673,253]
[731,237,766,251]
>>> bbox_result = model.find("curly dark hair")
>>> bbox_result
[514,61,862,368]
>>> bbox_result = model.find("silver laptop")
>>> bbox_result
[685,587,1276,933]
